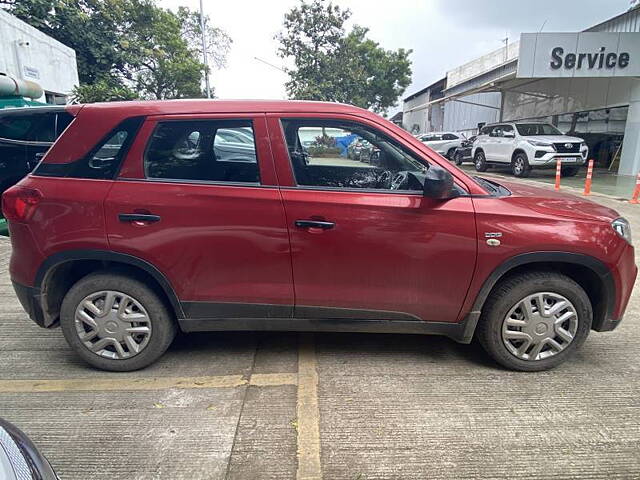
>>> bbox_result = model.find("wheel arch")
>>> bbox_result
[511,148,528,162]
[459,252,614,343]
[35,250,184,328]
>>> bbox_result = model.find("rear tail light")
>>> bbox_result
[2,186,43,223]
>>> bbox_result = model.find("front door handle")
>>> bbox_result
[118,213,161,223]
[295,219,335,230]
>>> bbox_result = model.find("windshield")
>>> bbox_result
[516,124,562,136]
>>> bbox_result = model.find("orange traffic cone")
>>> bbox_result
[630,172,640,204]
[583,159,594,196]
[554,159,562,191]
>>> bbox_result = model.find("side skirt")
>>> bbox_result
[178,316,475,344]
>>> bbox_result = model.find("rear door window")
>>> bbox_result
[144,120,259,184]
[34,117,143,179]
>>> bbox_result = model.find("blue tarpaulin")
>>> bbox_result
[335,134,358,156]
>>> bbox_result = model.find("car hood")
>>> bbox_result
[495,179,620,223]
[521,135,584,144]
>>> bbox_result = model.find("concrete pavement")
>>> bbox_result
[1,180,640,479]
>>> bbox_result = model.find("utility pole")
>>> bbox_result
[199,0,211,99]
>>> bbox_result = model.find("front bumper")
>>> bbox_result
[529,153,587,167]
[594,242,637,332]
[12,281,49,328]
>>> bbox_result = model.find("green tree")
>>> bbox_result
[276,0,412,114]
[10,0,231,101]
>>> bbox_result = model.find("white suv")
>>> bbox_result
[471,123,588,178]
[417,132,465,160]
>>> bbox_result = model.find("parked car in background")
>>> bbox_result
[0,107,73,197]
[417,132,465,159]
[452,135,477,165]
[0,417,58,479]
[4,100,635,373]
[472,122,589,178]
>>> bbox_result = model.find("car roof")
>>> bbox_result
[77,99,373,117]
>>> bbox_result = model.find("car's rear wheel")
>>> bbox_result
[512,153,531,178]
[476,271,592,371]
[561,166,580,177]
[60,272,177,371]
[474,151,488,172]
[454,151,464,166]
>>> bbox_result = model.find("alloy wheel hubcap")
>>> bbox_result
[515,159,524,173]
[74,290,152,359]
[501,292,578,361]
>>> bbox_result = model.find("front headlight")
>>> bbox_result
[612,217,632,244]
[526,139,554,149]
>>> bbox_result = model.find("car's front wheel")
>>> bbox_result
[60,272,177,371]
[512,153,531,178]
[446,148,456,160]
[454,151,464,166]
[476,271,592,371]
[474,151,488,172]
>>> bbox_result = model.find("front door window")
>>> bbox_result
[281,119,428,192]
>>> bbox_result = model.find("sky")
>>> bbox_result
[160,0,631,116]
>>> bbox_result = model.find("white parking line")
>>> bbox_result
[296,333,322,480]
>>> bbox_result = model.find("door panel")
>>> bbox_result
[106,114,294,317]
[282,190,477,322]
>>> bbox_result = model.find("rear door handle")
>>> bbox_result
[295,220,335,230]
[118,213,161,223]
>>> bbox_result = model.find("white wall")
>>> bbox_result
[443,92,501,135]
[0,9,79,102]
[402,90,429,134]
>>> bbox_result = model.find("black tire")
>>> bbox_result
[474,151,488,172]
[454,152,464,166]
[512,152,531,178]
[60,272,177,371]
[561,166,580,177]
[446,148,456,160]
[476,271,592,372]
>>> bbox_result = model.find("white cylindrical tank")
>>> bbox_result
[0,75,44,99]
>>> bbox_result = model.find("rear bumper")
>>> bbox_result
[12,281,49,328]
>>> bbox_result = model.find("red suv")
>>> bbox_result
[2,100,636,372]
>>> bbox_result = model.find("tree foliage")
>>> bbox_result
[10,0,231,102]
[276,0,412,114]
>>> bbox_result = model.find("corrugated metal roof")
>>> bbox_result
[586,6,640,33]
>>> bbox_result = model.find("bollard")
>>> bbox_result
[554,159,562,190]
[583,159,594,196]
[630,172,640,204]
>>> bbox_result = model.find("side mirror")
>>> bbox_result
[503,131,515,138]
[423,165,456,200]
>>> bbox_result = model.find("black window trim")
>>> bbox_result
[279,117,469,196]
[142,118,262,187]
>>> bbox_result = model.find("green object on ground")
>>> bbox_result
[0,218,8,237]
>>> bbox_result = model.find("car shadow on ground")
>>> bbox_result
[169,330,499,371]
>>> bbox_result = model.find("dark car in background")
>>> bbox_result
[0,107,73,196]
[453,135,477,166]
[0,417,58,479]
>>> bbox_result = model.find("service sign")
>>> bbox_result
[517,32,640,78]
